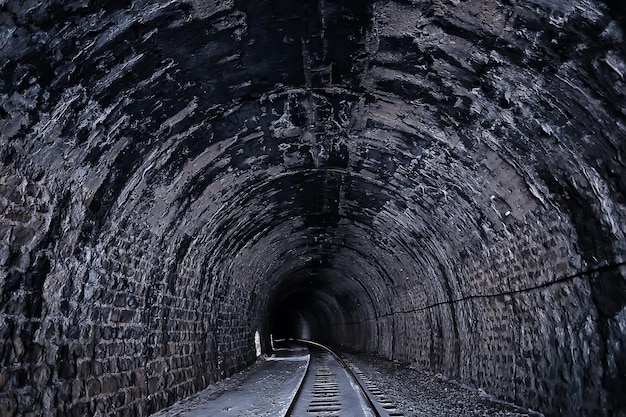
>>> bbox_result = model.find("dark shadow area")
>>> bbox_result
[266,270,375,350]
[269,285,341,342]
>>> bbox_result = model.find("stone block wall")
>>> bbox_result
[0,171,258,416]
[331,207,625,416]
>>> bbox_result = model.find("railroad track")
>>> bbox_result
[283,339,404,417]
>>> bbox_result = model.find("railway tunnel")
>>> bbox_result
[0,0,625,416]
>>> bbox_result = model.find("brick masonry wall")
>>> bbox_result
[0,171,258,416]
[331,208,625,416]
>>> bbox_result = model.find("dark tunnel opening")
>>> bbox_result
[265,267,377,350]
[267,275,345,343]
[269,287,325,342]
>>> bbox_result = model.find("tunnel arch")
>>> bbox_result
[1,0,625,416]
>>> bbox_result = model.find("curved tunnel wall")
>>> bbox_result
[1,0,625,416]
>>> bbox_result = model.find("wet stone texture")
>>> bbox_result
[0,0,625,416]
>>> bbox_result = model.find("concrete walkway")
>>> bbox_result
[150,350,308,417]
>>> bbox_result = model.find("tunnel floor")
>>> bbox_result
[149,348,542,417]
[148,347,308,417]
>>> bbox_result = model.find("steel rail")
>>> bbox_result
[282,342,314,417]
[281,338,383,417]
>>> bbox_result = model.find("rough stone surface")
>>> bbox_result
[0,0,625,416]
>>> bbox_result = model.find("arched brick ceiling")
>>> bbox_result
[0,1,624,416]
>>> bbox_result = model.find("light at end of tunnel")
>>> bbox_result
[255,330,262,357]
